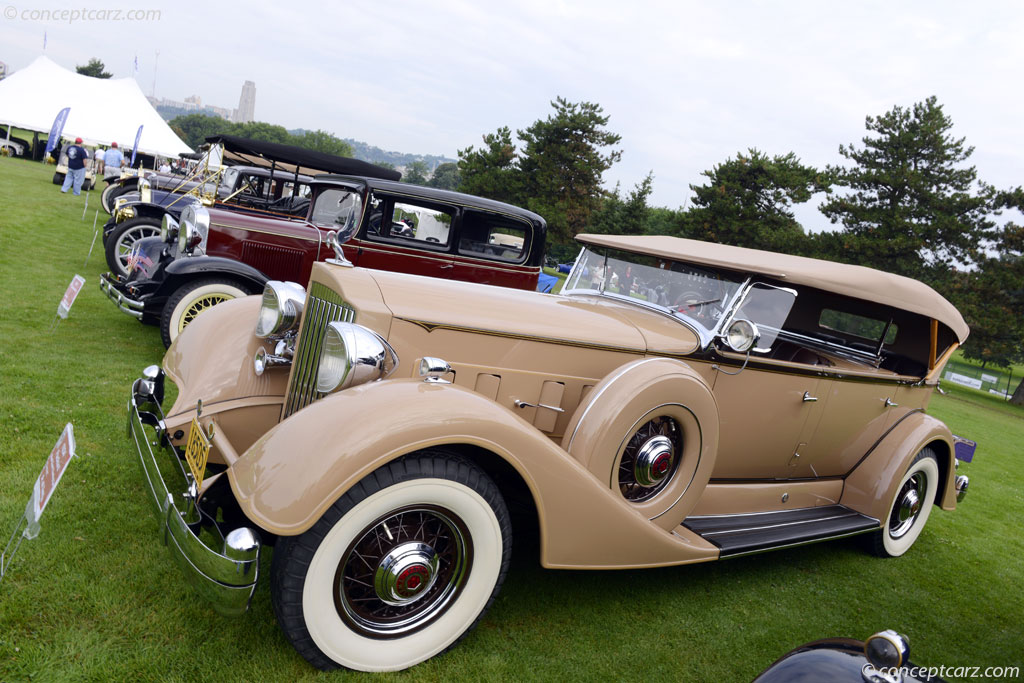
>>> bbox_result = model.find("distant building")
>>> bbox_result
[233,81,256,124]
[0,61,8,81]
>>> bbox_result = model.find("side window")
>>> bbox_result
[366,194,453,247]
[819,309,898,345]
[311,188,363,230]
[457,210,531,263]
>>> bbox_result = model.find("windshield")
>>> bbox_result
[563,246,746,337]
[219,167,239,192]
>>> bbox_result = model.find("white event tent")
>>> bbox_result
[0,56,192,158]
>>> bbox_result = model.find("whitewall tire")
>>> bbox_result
[160,279,250,348]
[871,448,940,557]
[271,453,511,672]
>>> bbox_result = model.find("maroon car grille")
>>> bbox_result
[242,242,304,282]
[282,282,355,419]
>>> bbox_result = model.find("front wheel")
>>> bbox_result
[104,217,161,278]
[160,278,253,348]
[271,452,512,672]
[869,448,940,557]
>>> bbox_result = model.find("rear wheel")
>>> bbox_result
[160,278,252,347]
[104,217,161,278]
[271,452,511,672]
[870,448,940,557]
[52,172,63,185]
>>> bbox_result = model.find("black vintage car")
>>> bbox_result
[102,134,399,278]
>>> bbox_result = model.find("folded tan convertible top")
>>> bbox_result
[576,234,969,343]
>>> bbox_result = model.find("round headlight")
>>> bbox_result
[254,281,307,338]
[865,630,909,670]
[316,322,398,394]
[161,214,179,243]
[724,319,760,353]
[177,217,194,252]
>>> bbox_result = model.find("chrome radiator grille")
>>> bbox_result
[282,282,355,419]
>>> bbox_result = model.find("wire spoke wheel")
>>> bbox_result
[335,505,471,638]
[178,293,234,331]
[618,415,682,502]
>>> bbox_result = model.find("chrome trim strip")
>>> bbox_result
[700,512,867,537]
[210,221,321,244]
[721,527,879,559]
[565,358,663,453]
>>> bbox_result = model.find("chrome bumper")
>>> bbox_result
[100,272,144,319]
[128,367,260,616]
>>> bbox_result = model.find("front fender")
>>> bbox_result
[122,201,170,220]
[157,256,269,297]
[228,380,720,569]
[840,411,955,520]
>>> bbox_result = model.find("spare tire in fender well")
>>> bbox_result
[561,358,720,531]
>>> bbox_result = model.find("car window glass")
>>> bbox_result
[220,167,238,191]
[366,194,453,246]
[820,309,898,344]
[458,210,531,262]
[733,283,797,352]
[312,188,363,229]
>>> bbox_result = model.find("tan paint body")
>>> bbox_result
[160,257,961,569]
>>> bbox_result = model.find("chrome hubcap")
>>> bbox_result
[335,505,471,638]
[890,472,927,538]
[619,416,682,502]
[374,542,440,605]
[634,435,675,487]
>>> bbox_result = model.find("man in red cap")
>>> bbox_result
[61,136,88,195]
[103,141,124,178]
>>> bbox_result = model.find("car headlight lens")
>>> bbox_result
[316,322,398,394]
[254,281,307,338]
[865,630,909,670]
[177,218,194,252]
[724,319,760,353]
[177,202,210,254]
[161,214,179,243]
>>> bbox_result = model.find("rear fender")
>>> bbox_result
[841,411,956,519]
[228,380,719,569]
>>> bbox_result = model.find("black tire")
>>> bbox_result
[82,178,93,191]
[104,217,162,278]
[271,451,512,672]
[869,448,940,557]
[52,172,63,185]
[159,278,254,348]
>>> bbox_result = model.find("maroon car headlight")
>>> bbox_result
[316,322,399,393]
[254,281,307,338]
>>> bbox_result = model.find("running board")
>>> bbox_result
[683,505,879,558]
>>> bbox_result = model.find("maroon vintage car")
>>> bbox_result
[101,172,548,346]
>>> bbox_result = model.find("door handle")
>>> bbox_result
[802,391,818,402]
[440,264,454,271]
[884,397,899,408]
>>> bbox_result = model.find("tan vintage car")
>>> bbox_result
[127,233,974,672]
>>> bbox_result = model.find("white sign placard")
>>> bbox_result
[57,275,86,319]
[944,371,983,390]
[24,423,76,537]
[981,373,998,384]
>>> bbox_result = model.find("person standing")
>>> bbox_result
[94,145,105,175]
[103,141,124,178]
[60,137,88,196]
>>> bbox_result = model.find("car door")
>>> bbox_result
[348,192,456,279]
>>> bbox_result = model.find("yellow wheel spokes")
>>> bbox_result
[177,293,234,332]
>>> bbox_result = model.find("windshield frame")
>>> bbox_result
[562,245,752,349]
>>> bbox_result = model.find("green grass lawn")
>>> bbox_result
[1,155,1022,681]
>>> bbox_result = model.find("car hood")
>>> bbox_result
[367,268,699,356]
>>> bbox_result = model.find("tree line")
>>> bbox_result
[454,96,1023,404]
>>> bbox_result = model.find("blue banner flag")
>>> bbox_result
[43,107,70,160]
[130,125,143,167]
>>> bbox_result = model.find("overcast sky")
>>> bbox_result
[2,0,1022,230]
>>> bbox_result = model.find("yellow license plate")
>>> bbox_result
[184,418,211,489]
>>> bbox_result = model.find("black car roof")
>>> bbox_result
[311,175,547,225]
[229,165,314,182]
[206,135,401,181]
